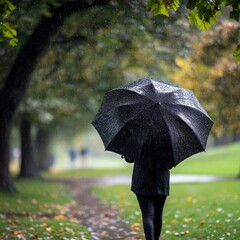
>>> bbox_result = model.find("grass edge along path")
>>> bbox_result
[94,180,240,240]
[0,179,92,239]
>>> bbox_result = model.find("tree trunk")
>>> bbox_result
[36,129,50,171]
[0,0,108,191]
[19,119,39,178]
[0,117,16,192]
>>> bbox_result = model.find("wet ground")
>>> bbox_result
[61,174,233,239]
[62,178,140,240]
[97,174,232,186]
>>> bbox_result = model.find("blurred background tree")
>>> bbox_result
[172,19,240,144]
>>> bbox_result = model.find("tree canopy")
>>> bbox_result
[147,0,240,62]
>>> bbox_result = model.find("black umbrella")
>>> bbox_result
[92,77,213,167]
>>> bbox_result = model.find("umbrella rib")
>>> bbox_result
[105,106,149,151]
[171,112,206,151]
[112,88,154,104]
[159,105,206,160]
[105,101,164,156]
[168,102,213,122]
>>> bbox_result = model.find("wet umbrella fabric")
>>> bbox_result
[92,78,213,167]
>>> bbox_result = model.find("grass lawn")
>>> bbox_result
[172,142,240,176]
[94,180,240,240]
[0,179,91,239]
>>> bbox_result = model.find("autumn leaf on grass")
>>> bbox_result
[41,222,48,227]
[165,230,173,235]
[54,214,67,220]
[183,218,192,223]
[131,223,140,231]
[185,196,193,203]
[31,199,38,205]
[46,227,52,232]
[171,219,179,224]
[11,231,26,239]
[65,227,74,234]
[12,231,20,236]
[70,217,79,223]
[199,220,205,225]
[174,230,189,236]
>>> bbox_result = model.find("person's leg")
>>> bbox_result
[153,195,167,240]
[136,194,155,240]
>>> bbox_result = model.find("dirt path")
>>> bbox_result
[61,178,139,240]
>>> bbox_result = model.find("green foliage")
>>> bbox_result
[233,44,240,62]
[147,0,240,61]
[188,10,218,31]
[187,1,221,30]
[147,0,240,26]
[0,0,18,46]
[146,0,180,16]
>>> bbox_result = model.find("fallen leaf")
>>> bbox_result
[31,199,38,204]
[46,227,52,232]
[70,217,79,223]
[171,219,179,224]
[185,196,193,203]
[54,214,66,220]
[132,223,140,231]
[199,220,205,225]
[183,218,191,223]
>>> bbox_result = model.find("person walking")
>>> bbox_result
[92,77,213,239]
[124,138,174,240]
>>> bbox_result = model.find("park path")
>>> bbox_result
[60,174,232,239]
[61,178,140,240]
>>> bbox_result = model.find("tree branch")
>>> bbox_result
[0,0,108,119]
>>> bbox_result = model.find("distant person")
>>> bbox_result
[12,147,21,162]
[80,147,89,168]
[69,148,77,168]
[48,153,55,169]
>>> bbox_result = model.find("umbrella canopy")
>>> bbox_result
[92,77,213,167]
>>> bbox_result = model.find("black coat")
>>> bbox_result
[125,143,173,195]
[131,161,170,195]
